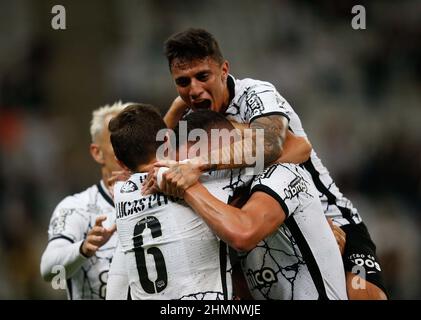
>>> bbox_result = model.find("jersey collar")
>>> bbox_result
[227,74,236,106]
[97,180,114,207]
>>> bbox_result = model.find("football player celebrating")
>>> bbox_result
[40,102,129,299]
[157,28,388,299]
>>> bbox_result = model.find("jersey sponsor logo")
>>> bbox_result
[120,180,138,193]
[348,253,381,272]
[245,90,264,118]
[246,267,277,290]
[284,176,308,200]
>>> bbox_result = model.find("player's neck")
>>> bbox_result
[219,85,231,114]
[136,159,156,173]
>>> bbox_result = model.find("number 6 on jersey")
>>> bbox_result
[133,216,168,294]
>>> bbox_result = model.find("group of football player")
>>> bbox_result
[40,28,388,300]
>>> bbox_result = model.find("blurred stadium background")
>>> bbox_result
[0,0,420,299]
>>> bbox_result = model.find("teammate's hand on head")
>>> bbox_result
[328,218,346,255]
[80,215,117,258]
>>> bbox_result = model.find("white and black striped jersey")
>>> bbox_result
[114,169,250,300]
[223,75,361,226]
[43,181,117,299]
[241,163,347,300]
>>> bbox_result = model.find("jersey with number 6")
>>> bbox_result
[114,169,249,300]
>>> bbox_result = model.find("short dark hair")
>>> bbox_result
[109,104,166,172]
[173,110,234,149]
[176,110,233,134]
[164,28,224,69]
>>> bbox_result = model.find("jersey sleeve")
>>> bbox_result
[47,196,90,243]
[240,82,293,124]
[250,164,310,218]
[106,242,130,300]
[40,237,87,281]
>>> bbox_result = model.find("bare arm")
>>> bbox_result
[345,273,388,300]
[163,96,189,129]
[199,114,288,172]
[232,121,312,164]
[184,183,285,252]
[277,130,311,164]
[147,115,292,196]
[250,114,288,165]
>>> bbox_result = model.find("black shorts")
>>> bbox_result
[341,222,389,297]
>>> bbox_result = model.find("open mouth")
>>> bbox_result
[192,99,211,110]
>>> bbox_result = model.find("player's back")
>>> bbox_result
[114,173,232,300]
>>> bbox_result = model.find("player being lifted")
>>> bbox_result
[152,28,388,299]
[40,102,129,299]
[107,104,256,300]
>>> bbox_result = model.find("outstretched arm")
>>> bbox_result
[184,183,285,252]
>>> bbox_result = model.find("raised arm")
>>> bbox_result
[40,213,116,281]
[184,183,285,252]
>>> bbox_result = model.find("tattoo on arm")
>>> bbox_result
[250,115,288,165]
[199,115,288,172]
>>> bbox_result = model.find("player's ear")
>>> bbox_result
[221,60,229,81]
[90,143,105,165]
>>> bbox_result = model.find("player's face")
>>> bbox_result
[100,115,122,174]
[170,58,230,113]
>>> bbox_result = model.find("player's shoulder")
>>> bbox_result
[252,163,305,186]
[234,76,277,93]
[251,164,314,214]
[55,184,98,210]
[114,173,144,199]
